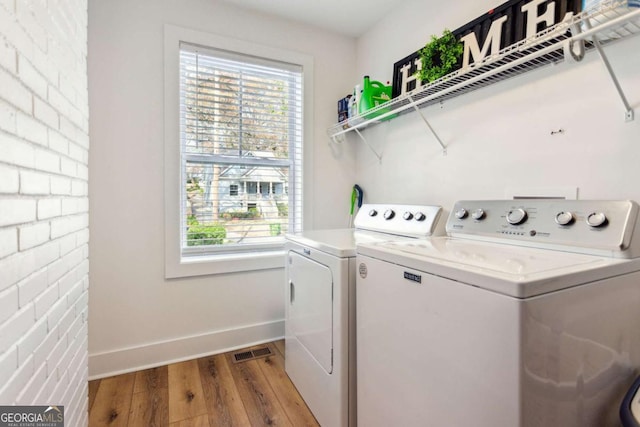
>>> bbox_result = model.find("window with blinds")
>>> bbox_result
[179,43,303,255]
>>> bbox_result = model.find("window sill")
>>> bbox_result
[165,249,286,279]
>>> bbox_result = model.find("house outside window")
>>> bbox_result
[179,43,303,255]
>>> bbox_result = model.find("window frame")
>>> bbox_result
[164,25,314,278]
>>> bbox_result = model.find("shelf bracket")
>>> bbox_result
[408,96,447,155]
[564,21,585,62]
[330,134,343,145]
[585,20,634,122]
[354,128,382,162]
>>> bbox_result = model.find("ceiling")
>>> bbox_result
[218,0,410,37]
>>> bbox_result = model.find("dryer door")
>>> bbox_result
[288,251,333,374]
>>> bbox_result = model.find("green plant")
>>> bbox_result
[186,177,203,194]
[269,223,282,236]
[276,202,288,217]
[187,215,199,226]
[187,223,226,246]
[416,29,463,83]
[223,210,261,220]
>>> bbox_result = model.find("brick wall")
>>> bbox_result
[0,0,89,425]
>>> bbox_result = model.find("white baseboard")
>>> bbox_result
[88,319,284,380]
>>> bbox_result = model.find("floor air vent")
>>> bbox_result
[232,347,272,363]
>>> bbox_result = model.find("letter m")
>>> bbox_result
[459,15,508,69]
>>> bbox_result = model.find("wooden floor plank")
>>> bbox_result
[273,339,285,358]
[88,373,135,427]
[227,354,293,427]
[169,413,211,427]
[128,387,169,427]
[88,379,100,412]
[257,345,319,427]
[168,360,208,424]
[197,354,251,427]
[134,365,169,394]
[88,341,317,427]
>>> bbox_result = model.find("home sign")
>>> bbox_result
[392,0,581,98]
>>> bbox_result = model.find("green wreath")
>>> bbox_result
[416,29,463,83]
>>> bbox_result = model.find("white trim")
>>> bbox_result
[164,24,314,278]
[168,250,285,278]
[88,319,285,380]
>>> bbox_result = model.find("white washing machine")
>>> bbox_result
[356,200,640,427]
[285,203,443,427]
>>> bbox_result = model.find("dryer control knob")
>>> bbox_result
[555,211,575,226]
[506,208,528,225]
[369,209,378,217]
[587,212,608,227]
[414,212,426,221]
[384,209,395,220]
[403,212,414,221]
[455,208,468,219]
[471,209,486,220]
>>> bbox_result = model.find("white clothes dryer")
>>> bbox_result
[285,204,443,427]
[356,200,640,427]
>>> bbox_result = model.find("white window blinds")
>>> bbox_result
[179,43,303,255]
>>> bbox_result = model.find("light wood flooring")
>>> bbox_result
[88,340,319,426]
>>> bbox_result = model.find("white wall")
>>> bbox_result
[0,0,89,424]
[88,0,356,377]
[354,0,640,209]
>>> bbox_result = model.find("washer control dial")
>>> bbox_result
[414,212,426,222]
[555,211,574,226]
[455,208,468,219]
[384,209,395,220]
[587,212,608,227]
[403,212,414,221]
[506,208,528,225]
[369,209,378,217]
[471,209,486,220]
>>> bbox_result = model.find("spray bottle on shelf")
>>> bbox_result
[358,76,396,121]
[348,86,358,119]
[347,84,362,127]
[354,84,362,109]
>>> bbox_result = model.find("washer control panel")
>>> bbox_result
[447,200,639,255]
[355,203,443,238]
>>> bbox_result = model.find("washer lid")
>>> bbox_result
[358,237,637,298]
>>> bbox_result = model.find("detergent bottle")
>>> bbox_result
[358,76,396,121]
[358,76,374,115]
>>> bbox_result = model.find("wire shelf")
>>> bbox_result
[328,0,640,140]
